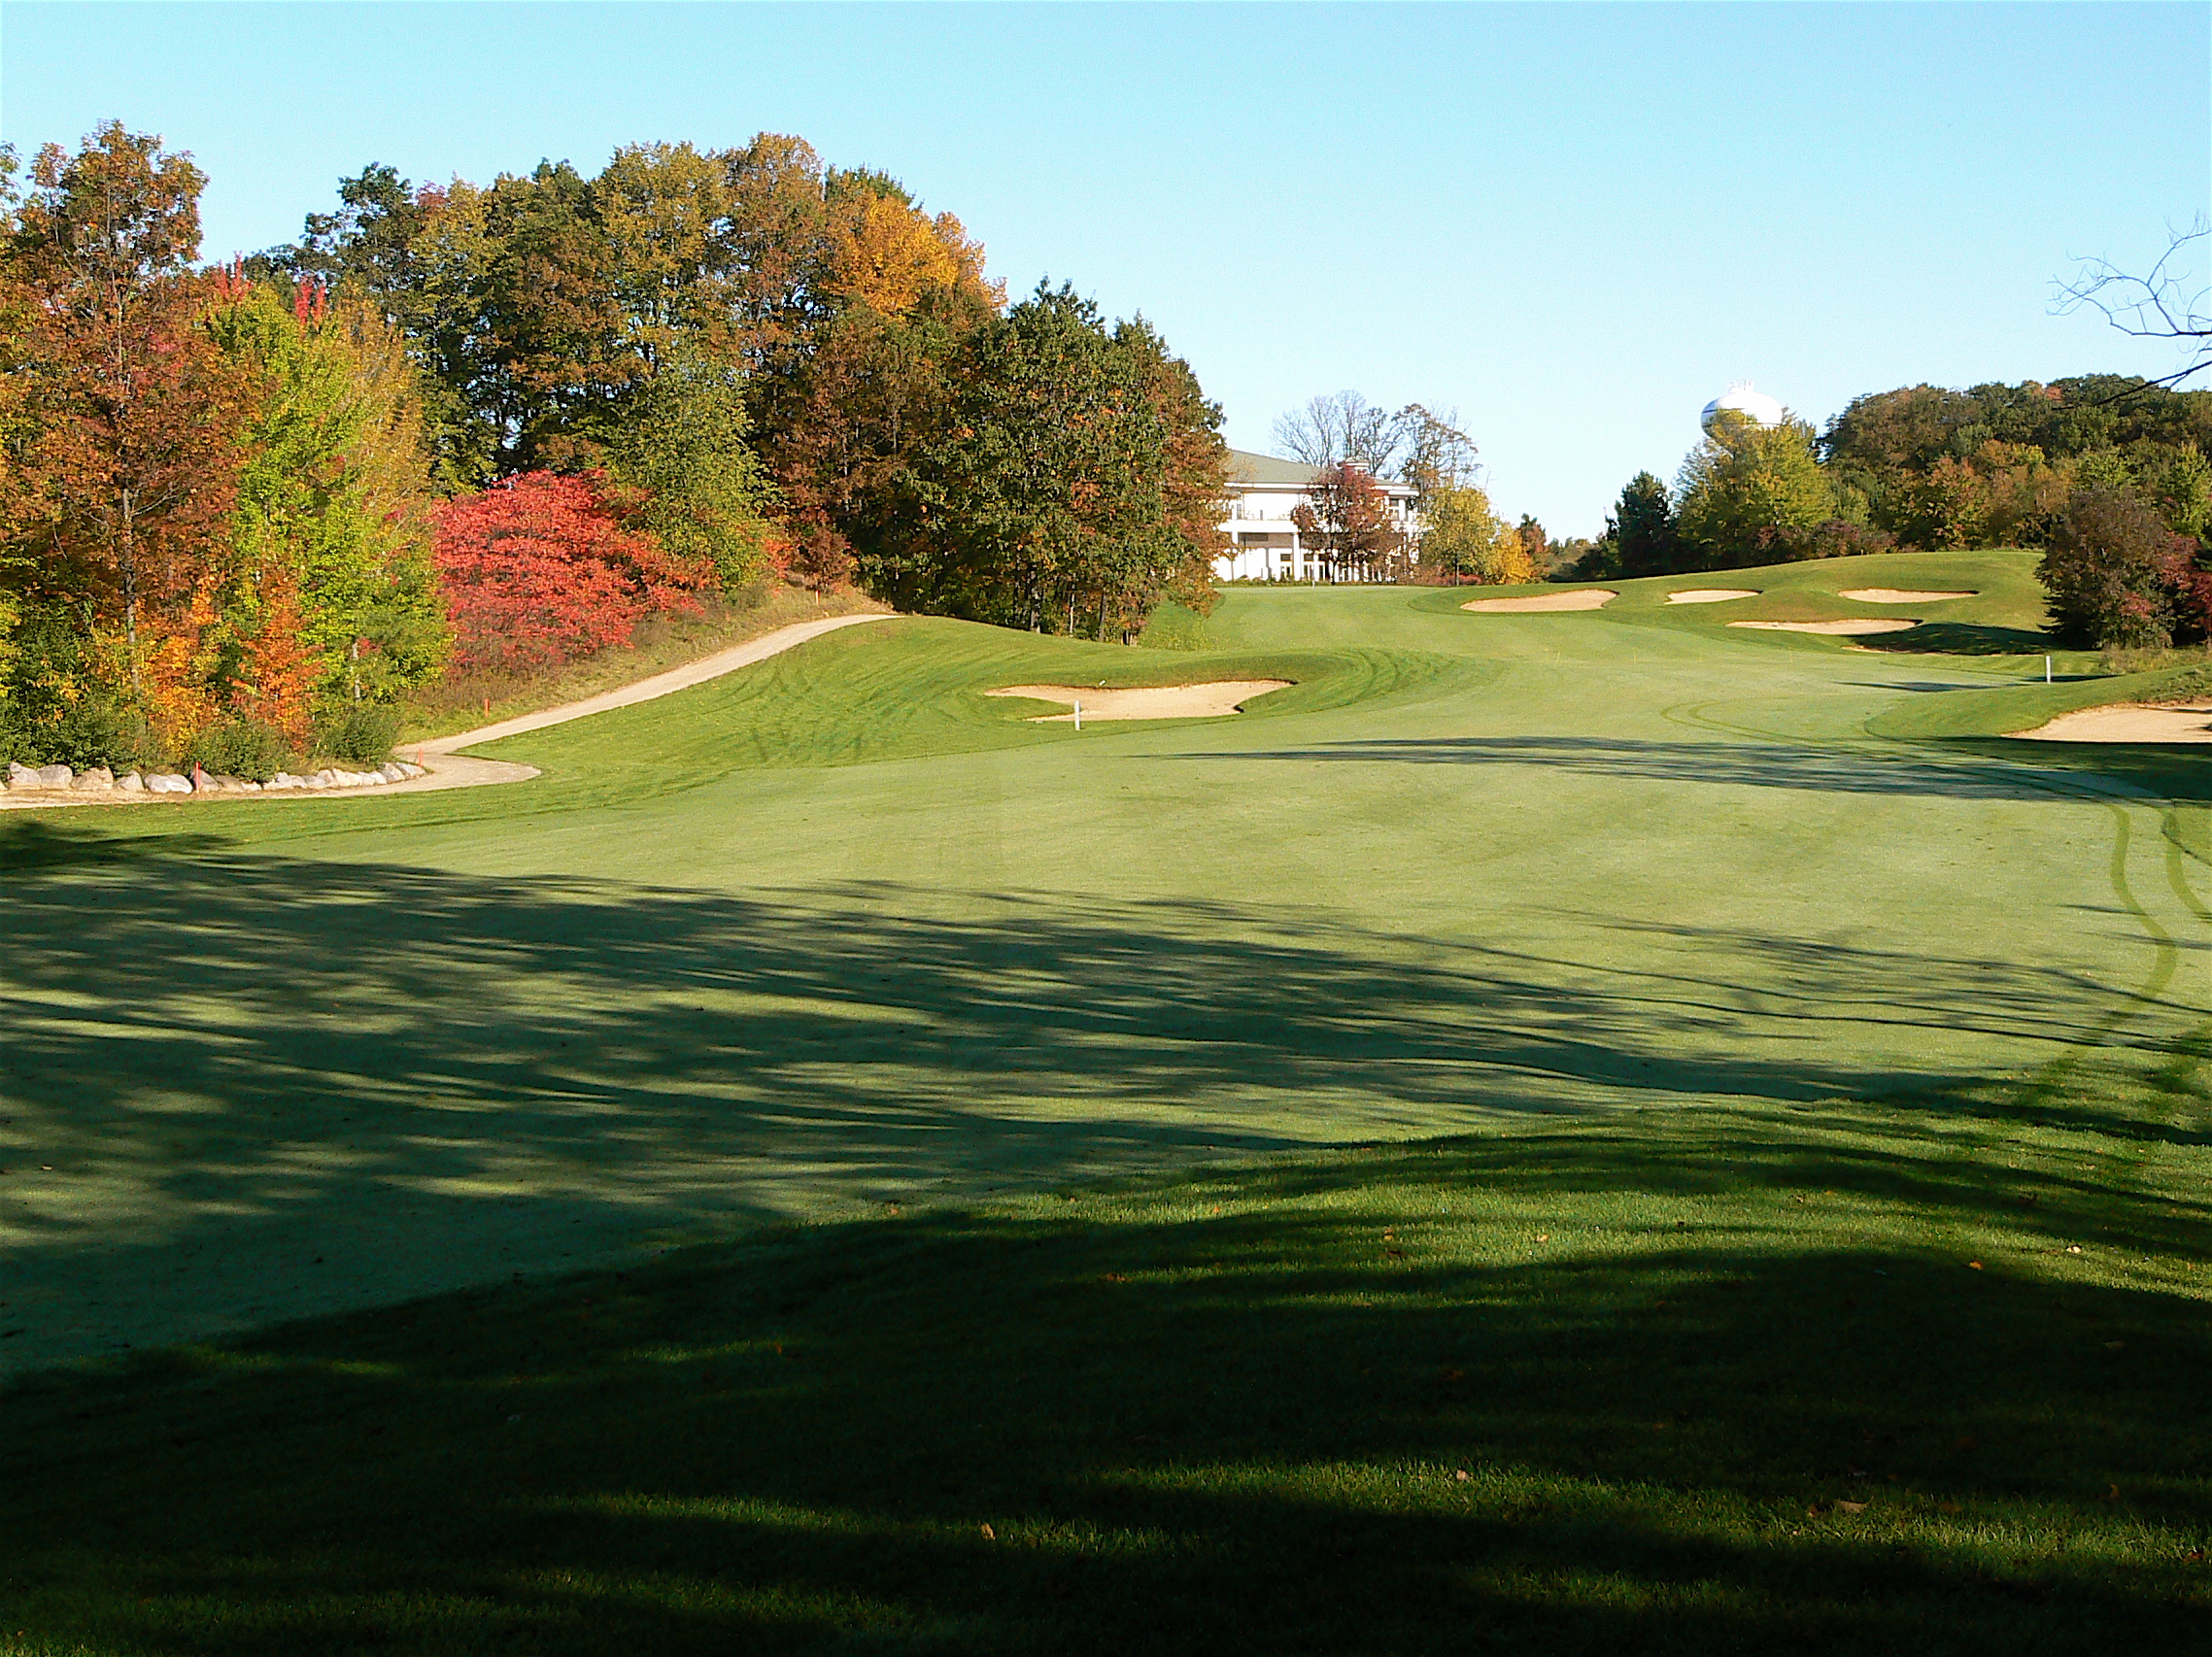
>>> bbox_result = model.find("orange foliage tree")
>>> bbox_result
[7,122,257,741]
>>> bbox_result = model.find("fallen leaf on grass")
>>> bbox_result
[1100,1273,1127,1283]
[1453,1470,1470,1482]
[1967,1261,1984,1271]
[1385,1248,1406,1259]
[1937,1501,1963,1515]
[1535,1234,1550,1243]
[1836,1500,1867,1514]
[979,1524,996,1540]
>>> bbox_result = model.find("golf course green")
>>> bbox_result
[4,548,2208,1653]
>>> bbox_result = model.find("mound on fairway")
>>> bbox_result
[1460,589,1615,612]
[1837,588,1975,603]
[1728,618,1920,635]
[984,680,1292,721]
[2017,701,2212,742]
[1664,588,1759,604]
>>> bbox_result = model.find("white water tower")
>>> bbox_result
[1700,382,1787,435]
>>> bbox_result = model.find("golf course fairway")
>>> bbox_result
[4,548,2208,1653]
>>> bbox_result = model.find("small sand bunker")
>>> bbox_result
[1460,590,1616,613]
[2017,702,2212,743]
[1838,589,1975,603]
[1728,619,1921,635]
[986,681,1291,722]
[1666,589,1759,604]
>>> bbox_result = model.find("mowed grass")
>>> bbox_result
[4,551,2210,1651]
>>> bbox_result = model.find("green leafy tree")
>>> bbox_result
[603,355,778,593]
[1608,471,1681,576]
[1418,483,1523,584]
[904,284,1223,633]
[204,279,450,706]
[1676,414,1834,566]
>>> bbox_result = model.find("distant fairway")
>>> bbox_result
[1,548,2204,1370]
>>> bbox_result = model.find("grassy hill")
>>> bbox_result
[3,551,2207,1652]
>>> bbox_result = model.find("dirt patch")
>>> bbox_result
[1665,589,1759,604]
[1837,589,1975,603]
[986,681,1292,721]
[1460,590,1616,613]
[2016,702,2212,743]
[1728,619,1921,635]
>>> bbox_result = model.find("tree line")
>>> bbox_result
[1562,377,2211,648]
[0,123,1229,774]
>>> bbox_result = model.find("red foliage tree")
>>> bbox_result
[432,471,713,669]
[1291,462,1404,580]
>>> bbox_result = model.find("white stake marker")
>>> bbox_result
[1073,699,1082,730]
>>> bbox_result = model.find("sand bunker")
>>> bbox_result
[1728,619,1921,635]
[1460,590,1616,613]
[2017,702,2212,743]
[1837,589,1975,603]
[1666,589,1759,604]
[986,681,1292,721]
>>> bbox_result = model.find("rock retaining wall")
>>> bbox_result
[4,760,426,799]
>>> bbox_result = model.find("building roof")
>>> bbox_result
[1225,448,1419,497]
[1227,448,1324,486]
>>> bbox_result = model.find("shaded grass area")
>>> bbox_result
[4,1109,2209,1655]
[9,835,2149,1373]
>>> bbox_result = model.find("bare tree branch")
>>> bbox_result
[2053,219,2211,395]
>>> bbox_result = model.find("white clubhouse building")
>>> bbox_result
[1213,449,1421,583]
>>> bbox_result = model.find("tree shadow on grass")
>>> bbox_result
[1857,622,2055,657]
[2,1133,2206,1655]
[1,828,2191,1371]
[1180,733,2153,803]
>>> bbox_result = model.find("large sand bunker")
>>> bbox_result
[1666,589,1759,604]
[1461,590,1616,613]
[2017,702,2212,743]
[986,681,1292,722]
[1728,619,1921,635]
[1837,589,1975,603]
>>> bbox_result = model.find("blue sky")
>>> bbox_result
[5,2,2206,534]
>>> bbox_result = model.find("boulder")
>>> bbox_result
[36,764,72,789]
[310,769,338,788]
[145,773,186,794]
[6,761,39,791]
[118,771,145,793]
[74,766,115,792]
[379,762,407,783]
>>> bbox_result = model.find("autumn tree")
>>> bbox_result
[432,472,714,669]
[1293,463,1404,581]
[1418,483,1519,584]
[2039,488,2199,649]
[3,121,257,742]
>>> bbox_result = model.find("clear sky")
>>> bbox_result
[5,2,2206,534]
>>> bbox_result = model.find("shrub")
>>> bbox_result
[432,471,716,671]
[315,702,402,765]
[1778,519,1897,561]
[2039,489,2195,649]
[187,718,294,783]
